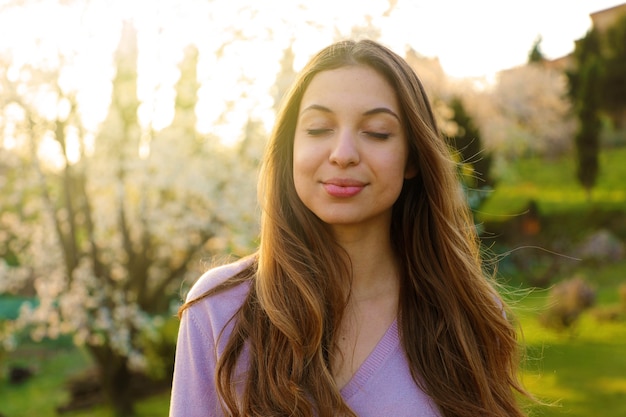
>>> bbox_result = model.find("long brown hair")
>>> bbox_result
[181,39,529,417]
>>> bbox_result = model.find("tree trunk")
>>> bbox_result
[585,186,593,203]
[88,344,136,417]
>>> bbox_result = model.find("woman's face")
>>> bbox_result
[293,65,415,232]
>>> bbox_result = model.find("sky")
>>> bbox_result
[379,0,625,79]
[0,0,624,140]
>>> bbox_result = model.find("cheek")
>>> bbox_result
[384,151,411,180]
[292,142,314,197]
[293,136,322,171]
[292,144,304,178]
[383,154,412,198]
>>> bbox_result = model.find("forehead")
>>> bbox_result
[300,65,400,112]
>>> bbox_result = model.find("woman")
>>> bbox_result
[170,39,530,417]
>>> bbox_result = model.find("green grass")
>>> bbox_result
[0,339,171,417]
[62,393,170,417]
[0,342,92,417]
[514,291,626,417]
[478,147,626,221]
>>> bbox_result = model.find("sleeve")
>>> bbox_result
[169,307,224,417]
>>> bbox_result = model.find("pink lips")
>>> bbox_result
[322,179,366,197]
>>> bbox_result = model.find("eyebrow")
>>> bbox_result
[300,104,401,121]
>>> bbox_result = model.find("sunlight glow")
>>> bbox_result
[1,0,623,146]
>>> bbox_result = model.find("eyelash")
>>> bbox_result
[365,131,390,140]
[306,129,332,136]
[306,129,390,140]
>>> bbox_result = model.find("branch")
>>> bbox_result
[55,116,80,276]
[141,228,216,312]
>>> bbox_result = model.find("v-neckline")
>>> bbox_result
[339,318,400,400]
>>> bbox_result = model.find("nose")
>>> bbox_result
[329,129,360,167]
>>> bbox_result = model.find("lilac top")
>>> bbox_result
[169,258,442,417]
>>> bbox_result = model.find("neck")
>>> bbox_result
[331,224,400,301]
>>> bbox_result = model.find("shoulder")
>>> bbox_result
[186,255,255,302]
[181,256,254,338]
[171,257,256,417]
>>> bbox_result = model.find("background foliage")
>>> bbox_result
[1,1,625,416]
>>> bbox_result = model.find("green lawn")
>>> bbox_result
[0,339,171,417]
[62,394,171,417]
[479,147,626,221]
[515,290,626,417]
[1,342,92,417]
[485,145,626,416]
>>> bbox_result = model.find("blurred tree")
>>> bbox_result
[446,96,494,227]
[404,48,457,138]
[568,29,602,198]
[447,96,493,188]
[528,36,545,63]
[490,65,575,160]
[601,13,626,128]
[0,22,259,416]
[272,44,297,113]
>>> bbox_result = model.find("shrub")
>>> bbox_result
[619,283,626,312]
[540,276,596,331]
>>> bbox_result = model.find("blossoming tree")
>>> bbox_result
[0,22,259,415]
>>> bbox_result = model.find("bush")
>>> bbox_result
[540,276,596,331]
[139,316,178,382]
[619,283,626,312]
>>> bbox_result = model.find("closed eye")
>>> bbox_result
[365,131,390,140]
[306,128,332,136]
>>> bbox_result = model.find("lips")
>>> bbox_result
[322,178,366,198]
